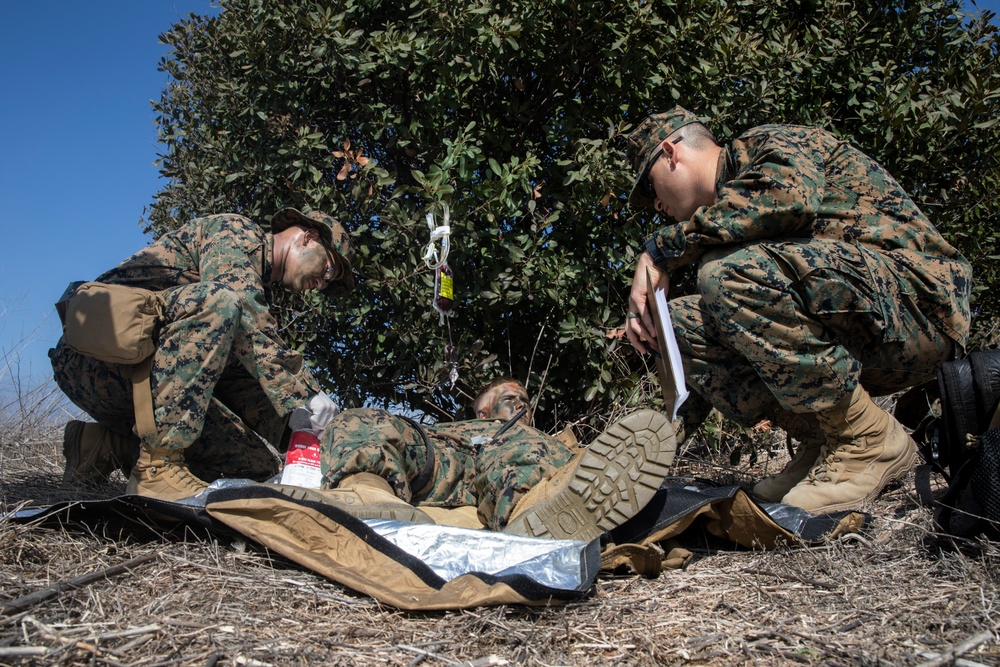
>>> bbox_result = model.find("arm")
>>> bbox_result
[196,215,321,413]
[645,128,827,273]
[625,252,668,355]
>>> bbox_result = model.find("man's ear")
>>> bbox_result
[661,137,681,167]
[301,227,320,245]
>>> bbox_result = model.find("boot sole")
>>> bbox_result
[266,484,436,524]
[503,409,676,541]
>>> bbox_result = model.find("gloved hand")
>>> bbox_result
[288,393,340,434]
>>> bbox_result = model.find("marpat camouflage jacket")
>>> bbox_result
[96,213,321,413]
[643,124,973,343]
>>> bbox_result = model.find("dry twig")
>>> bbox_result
[1,553,158,616]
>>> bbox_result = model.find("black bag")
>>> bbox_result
[930,349,1000,539]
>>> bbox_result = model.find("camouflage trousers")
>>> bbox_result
[670,240,962,425]
[50,282,297,482]
[319,408,577,531]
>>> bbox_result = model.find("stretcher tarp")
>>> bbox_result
[8,477,868,610]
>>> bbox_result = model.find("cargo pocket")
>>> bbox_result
[761,240,906,345]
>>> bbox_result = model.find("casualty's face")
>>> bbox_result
[282,237,336,293]
[482,382,531,425]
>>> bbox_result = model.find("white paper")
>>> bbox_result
[648,278,689,422]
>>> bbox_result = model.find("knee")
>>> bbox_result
[697,246,774,308]
[697,250,739,306]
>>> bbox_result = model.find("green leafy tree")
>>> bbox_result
[148,0,999,430]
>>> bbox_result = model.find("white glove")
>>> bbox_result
[289,393,340,434]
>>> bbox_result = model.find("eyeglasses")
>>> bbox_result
[320,243,344,287]
[639,136,683,200]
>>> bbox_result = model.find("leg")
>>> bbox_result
[409,419,577,530]
[319,408,429,500]
[50,339,136,437]
[184,396,281,482]
[186,361,285,482]
[503,410,677,540]
[150,282,244,452]
[54,281,306,499]
[313,408,435,523]
[50,340,139,486]
[696,241,956,411]
[128,282,252,499]
[693,241,957,511]
[669,293,779,425]
[463,421,576,531]
[696,242,858,414]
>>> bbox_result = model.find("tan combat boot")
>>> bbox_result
[781,385,918,513]
[62,421,139,489]
[752,411,825,502]
[503,409,676,541]
[270,473,435,524]
[126,448,210,502]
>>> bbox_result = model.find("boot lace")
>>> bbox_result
[160,460,208,493]
[803,447,835,484]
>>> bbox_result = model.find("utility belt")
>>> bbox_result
[56,281,164,439]
[400,407,527,498]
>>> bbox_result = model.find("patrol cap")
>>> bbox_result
[272,207,355,297]
[626,106,702,210]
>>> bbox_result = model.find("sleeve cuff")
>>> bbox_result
[643,227,686,270]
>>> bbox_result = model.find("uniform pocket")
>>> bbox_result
[760,240,907,344]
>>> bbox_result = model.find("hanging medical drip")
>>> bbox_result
[423,203,459,388]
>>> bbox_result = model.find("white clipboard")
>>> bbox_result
[646,266,689,421]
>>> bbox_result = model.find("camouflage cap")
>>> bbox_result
[626,106,702,210]
[272,207,355,297]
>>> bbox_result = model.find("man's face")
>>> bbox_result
[646,141,704,222]
[479,382,531,425]
[282,234,339,293]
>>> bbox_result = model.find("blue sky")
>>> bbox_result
[0,1,218,387]
[1,1,998,393]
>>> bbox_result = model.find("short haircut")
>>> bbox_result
[473,377,525,417]
[670,122,717,150]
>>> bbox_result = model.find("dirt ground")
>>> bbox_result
[2,419,999,667]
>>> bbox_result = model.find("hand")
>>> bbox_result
[626,252,668,355]
[289,393,341,434]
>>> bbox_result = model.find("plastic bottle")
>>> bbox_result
[280,430,323,488]
[435,262,454,315]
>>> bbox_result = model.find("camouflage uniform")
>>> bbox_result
[640,124,972,424]
[319,409,577,531]
[49,214,320,481]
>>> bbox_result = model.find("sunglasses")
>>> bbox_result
[639,136,683,200]
[320,242,345,286]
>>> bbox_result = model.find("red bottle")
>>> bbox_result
[280,430,322,488]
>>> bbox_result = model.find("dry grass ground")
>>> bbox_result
[2,415,1000,667]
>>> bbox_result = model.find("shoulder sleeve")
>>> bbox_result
[645,128,826,271]
[197,215,321,411]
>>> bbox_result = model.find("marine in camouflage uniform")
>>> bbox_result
[624,106,972,513]
[313,378,678,538]
[318,408,576,531]
[51,209,353,497]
